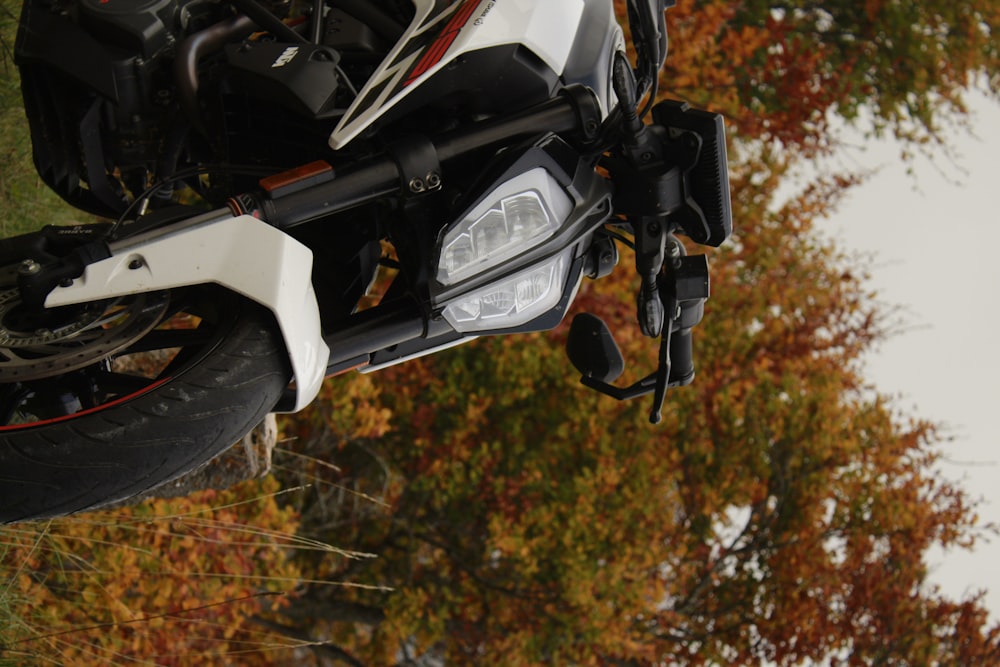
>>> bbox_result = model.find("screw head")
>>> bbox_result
[19,259,41,275]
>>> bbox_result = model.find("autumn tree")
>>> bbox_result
[268,1,1000,664]
[271,148,998,663]
[657,0,1000,154]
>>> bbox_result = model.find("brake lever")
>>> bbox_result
[647,239,680,424]
[649,310,673,424]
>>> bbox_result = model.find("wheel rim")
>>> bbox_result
[0,288,171,382]
[0,287,236,429]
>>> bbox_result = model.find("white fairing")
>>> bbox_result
[44,215,328,412]
[329,0,586,149]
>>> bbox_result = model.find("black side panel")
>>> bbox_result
[16,5,126,216]
[653,101,733,247]
[15,6,119,100]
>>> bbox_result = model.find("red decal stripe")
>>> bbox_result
[0,377,171,432]
[405,0,481,86]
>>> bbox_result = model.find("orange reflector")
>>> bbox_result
[259,161,334,195]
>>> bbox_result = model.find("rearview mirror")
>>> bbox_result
[566,313,625,384]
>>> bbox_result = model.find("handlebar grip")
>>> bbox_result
[668,327,695,386]
[669,297,704,386]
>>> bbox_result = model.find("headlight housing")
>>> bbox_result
[435,168,572,286]
[432,134,611,335]
[442,249,572,332]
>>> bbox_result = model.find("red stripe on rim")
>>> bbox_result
[0,377,172,432]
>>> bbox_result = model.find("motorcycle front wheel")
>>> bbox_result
[0,281,291,524]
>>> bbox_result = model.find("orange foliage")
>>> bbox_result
[657,0,1000,155]
[273,132,999,665]
[1,479,304,666]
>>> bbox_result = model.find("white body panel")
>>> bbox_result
[44,215,328,412]
[453,0,583,82]
[329,0,585,149]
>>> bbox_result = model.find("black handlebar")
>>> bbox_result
[255,87,601,230]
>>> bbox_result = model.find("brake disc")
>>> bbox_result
[0,287,171,383]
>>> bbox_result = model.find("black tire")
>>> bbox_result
[0,289,291,523]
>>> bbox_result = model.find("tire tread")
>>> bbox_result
[0,301,290,523]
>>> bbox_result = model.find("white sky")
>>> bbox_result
[809,93,1000,622]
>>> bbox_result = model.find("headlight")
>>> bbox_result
[442,250,572,332]
[436,168,573,286]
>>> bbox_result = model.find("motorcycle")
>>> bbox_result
[0,0,731,523]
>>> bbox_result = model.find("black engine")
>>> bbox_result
[14,0,410,217]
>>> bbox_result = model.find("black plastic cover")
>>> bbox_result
[653,100,733,247]
[78,0,177,59]
[225,42,342,119]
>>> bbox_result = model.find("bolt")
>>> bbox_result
[641,151,654,162]
[585,119,599,135]
[19,259,41,275]
[59,278,74,288]
[128,258,144,270]
[426,172,441,189]
[409,177,425,193]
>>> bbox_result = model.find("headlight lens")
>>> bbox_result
[442,250,571,332]
[436,168,572,285]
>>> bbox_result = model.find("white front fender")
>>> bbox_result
[45,214,328,412]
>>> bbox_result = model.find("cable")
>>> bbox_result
[106,164,283,241]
